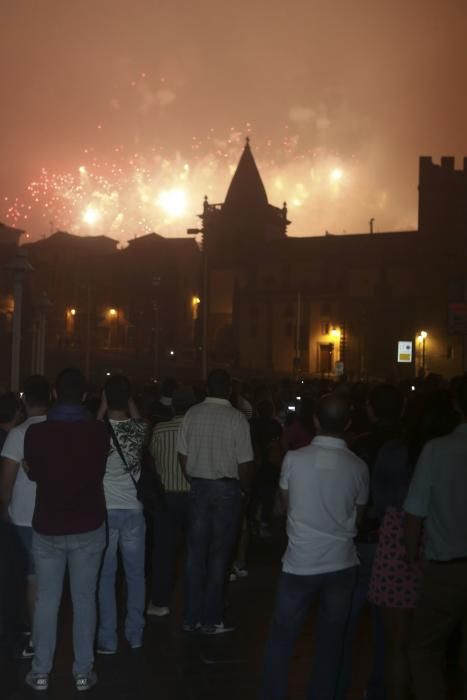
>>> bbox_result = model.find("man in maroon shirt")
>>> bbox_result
[24,368,109,693]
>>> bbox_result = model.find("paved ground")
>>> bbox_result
[5,529,464,699]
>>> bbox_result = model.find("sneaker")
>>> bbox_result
[96,647,117,655]
[146,603,170,617]
[200,622,236,635]
[17,639,34,660]
[182,622,201,633]
[75,671,97,692]
[25,671,48,692]
[233,563,249,577]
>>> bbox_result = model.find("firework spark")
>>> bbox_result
[2,127,402,241]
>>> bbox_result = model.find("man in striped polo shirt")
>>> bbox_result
[147,386,196,617]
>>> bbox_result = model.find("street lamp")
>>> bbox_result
[8,249,33,392]
[187,224,207,380]
[108,307,118,347]
[192,296,201,320]
[417,330,428,375]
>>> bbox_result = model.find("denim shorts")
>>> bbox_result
[15,524,35,576]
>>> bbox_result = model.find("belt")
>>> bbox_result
[430,556,467,565]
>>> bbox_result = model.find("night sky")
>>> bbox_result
[1,0,466,241]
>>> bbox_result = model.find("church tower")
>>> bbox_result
[201,138,289,264]
[198,139,290,367]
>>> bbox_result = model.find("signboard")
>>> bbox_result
[397,341,413,363]
[335,361,345,376]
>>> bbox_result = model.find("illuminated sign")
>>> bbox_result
[397,341,413,363]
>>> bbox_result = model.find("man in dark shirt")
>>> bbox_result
[24,368,109,693]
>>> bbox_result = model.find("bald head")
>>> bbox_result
[315,393,351,435]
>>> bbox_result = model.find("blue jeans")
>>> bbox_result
[15,525,35,576]
[336,542,386,700]
[151,492,189,607]
[260,566,358,700]
[32,524,106,676]
[184,478,241,627]
[97,509,146,650]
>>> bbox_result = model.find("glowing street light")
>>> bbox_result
[417,330,428,375]
[330,327,340,338]
[67,307,77,317]
[108,308,118,318]
[192,295,201,320]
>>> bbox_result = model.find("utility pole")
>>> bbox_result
[188,221,208,380]
[85,286,92,382]
[32,292,52,375]
[294,291,301,374]
[8,249,33,391]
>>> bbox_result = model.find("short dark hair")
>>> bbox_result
[55,368,86,404]
[172,386,196,415]
[23,375,49,408]
[207,368,231,399]
[456,374,467,417]
[104,374,131,411]
[368,384,403,425]
[161,377,177,398]
[316,393,351,434]
[0,392,19,424]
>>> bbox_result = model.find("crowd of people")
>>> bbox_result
[1,367,467,699]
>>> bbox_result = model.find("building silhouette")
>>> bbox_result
[1,143,467,387]
[202,142,467,379]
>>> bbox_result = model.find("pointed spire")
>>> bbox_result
[224,139,268,210]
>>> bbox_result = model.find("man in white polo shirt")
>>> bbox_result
[0,375,49,660]
[177,368,253,635]
[260,393,369,700]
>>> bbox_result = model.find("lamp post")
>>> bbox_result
[153,302,159,379]
[152,275,162,380]
[417,330,428,375]
[32,292,52,375]
[187,225,207,380]
[8,249,33,392]
[108,307,118,347]
[294,291,301,374]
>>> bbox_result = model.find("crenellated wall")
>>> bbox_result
[419,156,467,236]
